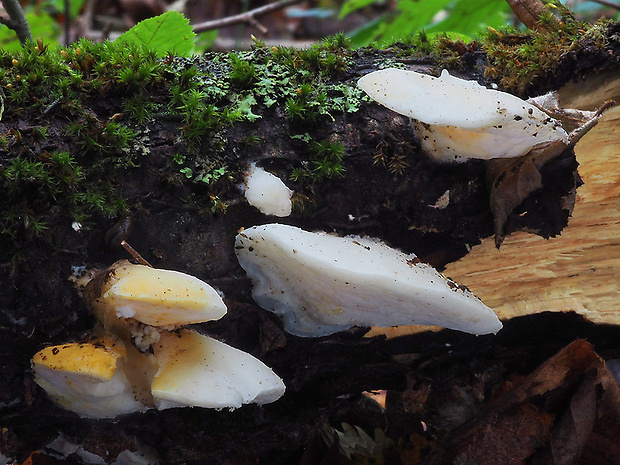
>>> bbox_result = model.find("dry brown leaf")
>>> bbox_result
[551,373,596,464]
[486,97,612,248]
[421,340,620,465]
[486,144,577,248]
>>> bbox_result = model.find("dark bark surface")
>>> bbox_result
[1,25,620,464]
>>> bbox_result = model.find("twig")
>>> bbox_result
[504,0,560,31]
[36,98,61,122]
[63,0,70,45]
[121,240,153,267]
[0,0,33,45]
[595,99,616,117]
[589,0,620,10]
[192,0,301,34]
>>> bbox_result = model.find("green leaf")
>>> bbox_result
[346,16,385,48]
[347,0,511,47]
[339,0,381,19]
[116,11,195,57]
[427,31,473,42]
[426,0,511,36]
[348,0,454,47]
[386,0,453,39]
[40,0,87,19]
[195,30,218,52]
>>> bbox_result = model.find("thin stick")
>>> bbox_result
[589,0,620,10]
[64,0,70,45]
[121,240,153,267]
[504,0,560,31]
[192,0,300,34]
[0,0,33,45]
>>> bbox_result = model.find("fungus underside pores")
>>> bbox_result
[31,260,285,419]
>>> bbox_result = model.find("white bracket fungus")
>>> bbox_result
[235,224,502,337]
[32,261,285,418]
[243,163,293,217]
[152,329,285,410]
[358,68,569,162]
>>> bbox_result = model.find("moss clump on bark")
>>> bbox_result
[0,34,364,269]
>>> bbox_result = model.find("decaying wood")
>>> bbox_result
[369,72,620,339]
[1,31,620,464]
[380,73,620,343]
[446,73,620,323]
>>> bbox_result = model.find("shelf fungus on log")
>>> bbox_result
[359,68,614,247]
[82,260,228,328]
[235,224,502,337]
[152,329,285,410]
[358,68,597,163]
[31,261,285,418]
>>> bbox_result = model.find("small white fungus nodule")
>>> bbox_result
[235,224,502,337]
[243,163,293,217]
[358,68,569,162]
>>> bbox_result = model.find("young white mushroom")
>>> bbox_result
[31,340,146,419]
[358,68,569,162]
[151,329,286,410]
[83,260,227,328]
[243,163,293,217]
[235,224,502,337]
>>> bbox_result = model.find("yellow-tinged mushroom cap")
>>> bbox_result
[32,342,122,382]
[88,261,227,327]
[31,341,145,418]
[151,329,285,410]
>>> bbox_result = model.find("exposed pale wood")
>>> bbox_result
[369,72,620,338]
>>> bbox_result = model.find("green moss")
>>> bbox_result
[0,150,127,244]
[0,22,615,270]
[290,138,346,183]
[318,32,353,52]
[372,136,412,176]
[482,17,613,93]
[0,39,167,255]
[229,53,256,88]
[122,94,156,124]
[376,30,475,70]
